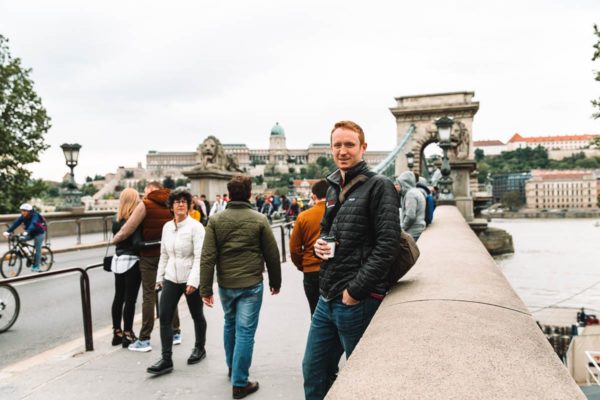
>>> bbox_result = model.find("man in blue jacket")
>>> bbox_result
[3,203,47,272]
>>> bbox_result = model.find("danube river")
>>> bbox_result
[490,218,600,323]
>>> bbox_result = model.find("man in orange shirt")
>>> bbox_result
[289,180,329,315]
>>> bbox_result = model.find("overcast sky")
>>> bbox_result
[1,0,599,182]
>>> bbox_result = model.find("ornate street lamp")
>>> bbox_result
[60,143,83,209]
[406,151,415,170]
[435,117,455,204]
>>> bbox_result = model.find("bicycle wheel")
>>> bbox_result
[0,284,20,333]
[0,250,23,278]
[39,246,54,272]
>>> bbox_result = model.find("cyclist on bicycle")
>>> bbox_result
[3,203,47,272]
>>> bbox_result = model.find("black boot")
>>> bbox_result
[122,331,137,348]
[187,347,206,365]
[147,358,173,375]
[111,329,123,346]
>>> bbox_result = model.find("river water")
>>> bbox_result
[490,218,600,320]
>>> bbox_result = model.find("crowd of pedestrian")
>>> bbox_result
[94,119,439,399]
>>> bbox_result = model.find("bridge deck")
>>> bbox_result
[0,260,310,399]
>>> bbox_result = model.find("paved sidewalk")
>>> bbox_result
[0,261,312,400]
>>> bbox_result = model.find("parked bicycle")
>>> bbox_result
[0,235,54,278]
[0,283,20,333]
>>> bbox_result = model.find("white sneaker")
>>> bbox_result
[173,333,182,345]
[128,339,152,352]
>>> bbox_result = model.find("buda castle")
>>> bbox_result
[146,123,389,178]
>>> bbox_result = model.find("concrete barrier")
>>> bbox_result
[0,211,114,242]
[326,205,585,400]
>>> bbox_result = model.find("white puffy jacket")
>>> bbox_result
[156,216,205,288]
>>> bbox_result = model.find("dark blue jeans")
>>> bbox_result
[302,295,382,400]
[219,282,264,388]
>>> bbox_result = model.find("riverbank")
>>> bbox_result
[485,208,600,219]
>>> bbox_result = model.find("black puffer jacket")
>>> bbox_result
[320,161,400,301]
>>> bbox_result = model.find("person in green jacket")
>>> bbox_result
[200,175,281,400]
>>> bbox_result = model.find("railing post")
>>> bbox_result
[103,217,109,241]
[79,271,94,351]
[280,226,286,262]
[75,219,82,245]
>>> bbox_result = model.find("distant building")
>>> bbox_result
[146,123,389,178]
[507,133,599,152]
[473,140,506,156]
[525,170,598,210]
[492,172,531,205]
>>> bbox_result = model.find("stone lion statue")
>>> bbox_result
[197,135,243,172]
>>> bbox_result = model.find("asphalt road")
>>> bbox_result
[0,247,116,369]
[0,226,291,369]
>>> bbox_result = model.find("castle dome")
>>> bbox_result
[270,122,285,136]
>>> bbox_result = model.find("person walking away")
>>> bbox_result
[110,188,142,347]
[414,173,435,226]
[303,121,401,400]
[396,171,426,241]
[3,203,47,272]
[147,189,207,375]
[200,176,281,399]
[289,180,328,315]
[113,181,182,352]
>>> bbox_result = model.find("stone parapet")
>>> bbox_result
[326,206,584,400]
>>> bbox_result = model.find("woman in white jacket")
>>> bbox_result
[147,189,207,376]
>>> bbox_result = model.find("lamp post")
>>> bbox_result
[435,117,455,204]
[406,151,415,170]
[60,143,83,209]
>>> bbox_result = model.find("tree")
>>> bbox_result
[0,35,51,213]
[474,148,485,162]
[162,176,175,189]
[501,191,522,211]
[592,24,600,119]
[80,183,98,196]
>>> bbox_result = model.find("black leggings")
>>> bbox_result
[111,263,142,332]
[159,280,207,360]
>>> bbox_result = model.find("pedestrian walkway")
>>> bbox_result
[0,261,311,400]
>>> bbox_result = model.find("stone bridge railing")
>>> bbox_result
[0,211,114,243]
[326,206,584,400]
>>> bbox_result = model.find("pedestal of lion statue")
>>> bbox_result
[183,135,246,200]
[185,170,236,201]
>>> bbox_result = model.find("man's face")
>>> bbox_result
[331,127,367,171]
[20,210,30,218]
[215,195,221,202]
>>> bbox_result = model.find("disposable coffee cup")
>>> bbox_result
[321,236,336,259]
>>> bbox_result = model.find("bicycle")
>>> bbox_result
[0,283,20,333]
[0,234,54,278]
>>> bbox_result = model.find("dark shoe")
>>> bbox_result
[187,347,206,365]
[147,358,173,376]
[232,381,259,399]
[111,329,123,346]
[122,331,137,348]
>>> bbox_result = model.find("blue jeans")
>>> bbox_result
[302,295,382,400]
[23,233,45,268]
[219,282,263,387]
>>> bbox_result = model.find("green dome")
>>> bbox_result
[270,122,285,136]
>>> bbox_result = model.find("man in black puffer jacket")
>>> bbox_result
[302,121,401,400]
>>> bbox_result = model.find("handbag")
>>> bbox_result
[387,230,420,286]
[103,236,113,272]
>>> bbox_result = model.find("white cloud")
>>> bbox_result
[1,0,598,181]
